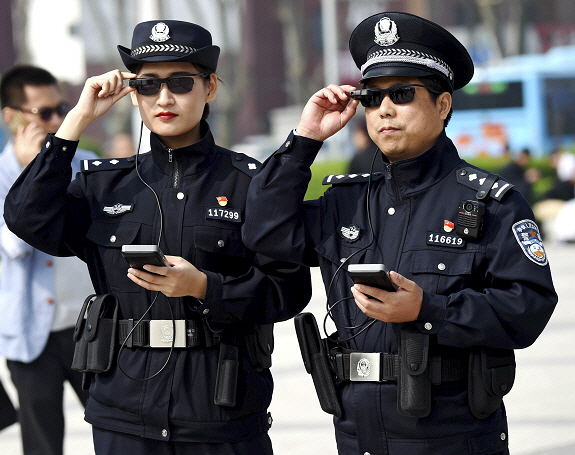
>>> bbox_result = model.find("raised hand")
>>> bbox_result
[296,84,359,142]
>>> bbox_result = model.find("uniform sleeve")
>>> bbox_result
[195,254,312,325]
[242,131,325,267]
[4,134,91,260]
[416,191,557,350]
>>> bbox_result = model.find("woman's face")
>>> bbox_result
[131,61,217,149]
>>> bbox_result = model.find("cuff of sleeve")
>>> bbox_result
[194,269,227,320]
[415,291,447,335]
[276,130,323,166]
[47,133,79,157]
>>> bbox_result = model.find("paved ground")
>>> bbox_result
[1,243,574,454]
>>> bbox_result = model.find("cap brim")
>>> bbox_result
[118,45,220,72]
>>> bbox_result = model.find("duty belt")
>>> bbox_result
[332,351,466,385]
[118,319,212,348]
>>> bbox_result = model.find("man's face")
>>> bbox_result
[364,76,451,163]
[17,85,67,135]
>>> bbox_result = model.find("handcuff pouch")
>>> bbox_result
[397,328,431,418]
[214,342,239,407]
[468,348,515,419]
[71,294,119,374]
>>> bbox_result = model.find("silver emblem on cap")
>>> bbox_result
[374,17,399,47]
[150,22,170,42]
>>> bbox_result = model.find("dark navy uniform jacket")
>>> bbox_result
[243,130,557,455]
[4,121,311,443]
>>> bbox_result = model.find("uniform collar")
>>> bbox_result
[149,119,217,175]
[383,130,462,197]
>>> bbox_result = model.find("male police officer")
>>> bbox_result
[243,12,557,455]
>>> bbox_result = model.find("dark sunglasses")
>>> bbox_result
[129,74,206,96]
[16,101,70,121]
[349,84,441,108]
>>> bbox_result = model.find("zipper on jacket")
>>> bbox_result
[385,163,402,201]
[167,148,179,188]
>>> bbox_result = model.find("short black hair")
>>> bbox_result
[0,65,58,109]
[418,74,453,128]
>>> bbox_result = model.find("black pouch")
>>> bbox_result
[245,323,274,371]
[71,294,119,374]
[397,328,431,418]
[214,342,239,407]
[294,313,342,418]
[468,348,515,419]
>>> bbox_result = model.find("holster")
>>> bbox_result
[214,341,239,407]
[294,313,342,418]
[468,347,515,419]
[71,294,119,375]
[397,328,431,418]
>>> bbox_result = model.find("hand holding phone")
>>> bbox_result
[121,245,170,270]
[347,263,398,297]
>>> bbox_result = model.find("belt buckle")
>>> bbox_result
[149,320,186,348]
[350,352,381,382]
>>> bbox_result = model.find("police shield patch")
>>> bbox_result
[512,219,547,266]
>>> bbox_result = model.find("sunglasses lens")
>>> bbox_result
[389,86,416,104]
[137,80,162,96]
[56,102,70,117]
[167,77,195,94]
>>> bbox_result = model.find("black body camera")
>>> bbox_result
[456,200,485,240]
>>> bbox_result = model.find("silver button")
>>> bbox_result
[177,192,185,200]
[285,141,291,147]
[110,235,116,243]
[62,146,67,151]
[162,429,168,437]
[437,263,446,271]
[217,240,225,247]
[203,308,209,315]
[500,433,506,441]
[424,322,433,331]
[388,207,395,215]
[364,452,370,455]
[45,141,51,149]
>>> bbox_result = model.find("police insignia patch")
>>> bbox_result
[103,203,134,216]
[150,22,170,42]
[339,224,361,243]
[512,219,547,266]
[374,17,399,47]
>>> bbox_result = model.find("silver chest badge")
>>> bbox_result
[374,17,399,47]
[150,22,170,42]
[103,203,134,217]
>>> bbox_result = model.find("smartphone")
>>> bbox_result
[121,245,170,270]
[347,263,397,294]
[8,111,26,134]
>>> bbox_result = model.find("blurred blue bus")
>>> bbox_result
[446,46,575,158]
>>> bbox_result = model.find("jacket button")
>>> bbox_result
[177,192,185,200]
[62,146,67,152]
[45,260,53,267]
[424,322,433,331]
[437,263,446,271]
[203,309,210,315]
[500,432,506,441]
[217,240,225,247]
[388,207,395,215]
[45,141,51,149]
[285,141,291,147]
[162,429,168,438]
[110,235,117,243]
[236,154,243,161]
[47,298,54,304]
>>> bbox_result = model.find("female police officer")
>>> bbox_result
[5,20,311,454]
[243,12,557,455]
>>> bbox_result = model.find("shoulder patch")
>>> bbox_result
[456,167,513,202]
[231,152,260,177]
[323,172,385,186]
[81,156,137,173]
[512,219,547,266]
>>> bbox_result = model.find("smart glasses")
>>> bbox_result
[16,101,70,121]
[129,74,206,96]
[349,84,441,108]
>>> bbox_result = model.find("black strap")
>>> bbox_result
[332,351,466,384]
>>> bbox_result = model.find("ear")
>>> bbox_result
[2,107,15,125]
[205,73,218,103]
[437,92,452,120]
[130,91,139,107]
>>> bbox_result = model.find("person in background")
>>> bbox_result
[243,11,557,455]
[0,65,95,455]
[4,21,311,454]
[498,147,537,205]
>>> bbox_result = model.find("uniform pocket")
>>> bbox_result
[193,225,249,275]
[86,221,141,293]
[410,249,474,294]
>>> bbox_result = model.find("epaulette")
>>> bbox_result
[456,167,514,202]
[231,152,260,177]
[323,171,385,185]
[81,156,137,173]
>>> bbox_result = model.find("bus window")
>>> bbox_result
[453,81,524,110]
